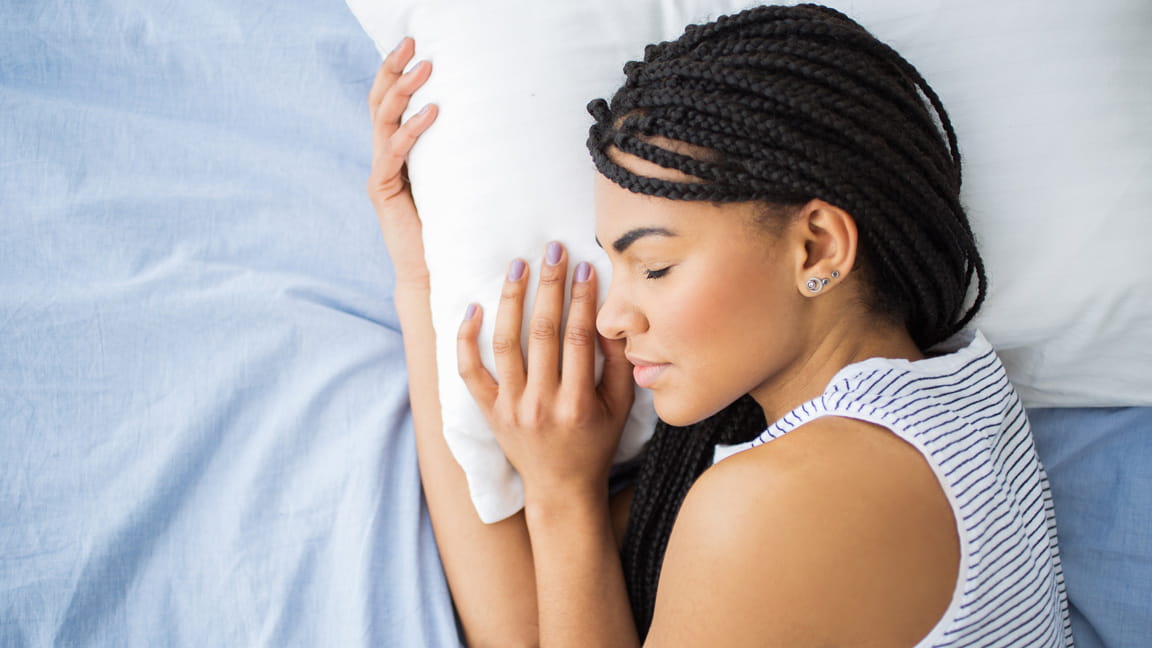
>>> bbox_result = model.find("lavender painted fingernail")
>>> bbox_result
[508,258,526,281]
[575,262,591,282]
[391,37,407,55]
[546,241,562,265]
[464,303,477,320]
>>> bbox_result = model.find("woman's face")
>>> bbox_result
[593,143,811,427]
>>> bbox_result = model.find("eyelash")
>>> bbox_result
[644,266,671,280]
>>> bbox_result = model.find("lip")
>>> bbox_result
[627,355,671,389]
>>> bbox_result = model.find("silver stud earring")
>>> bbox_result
[806,270,840,294]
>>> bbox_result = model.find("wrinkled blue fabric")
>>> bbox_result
[0,0,459,645]
[1030,407,1152,648]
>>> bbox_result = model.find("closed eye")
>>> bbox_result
[644,266,671,279]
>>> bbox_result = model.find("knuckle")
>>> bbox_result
[367,177,405,204]
[489,403,515,430]
[556,400,592,429]
[491,335,518,356]
[386,146,405,163]
[536,270,564,288]
[565,324,596,348]
[529,317,557,342]
[518,401,545,427]
[500,282,523,302]
[569,280,594,303]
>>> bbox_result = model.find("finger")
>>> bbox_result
[560,262,601,393]
[492,258,529,394]
[367,100,438,206]
[597,333,636,419]
[457,303,499,411]
[525,242,567,387]
[372,55,433,149]
[368,37,413,120]
[369,67,437,202]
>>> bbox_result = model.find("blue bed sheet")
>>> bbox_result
[1030,407,1152,648]
[0,1,459,645]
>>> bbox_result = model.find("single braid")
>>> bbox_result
[585,4,986,638]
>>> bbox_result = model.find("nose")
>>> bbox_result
[596,277,647,340]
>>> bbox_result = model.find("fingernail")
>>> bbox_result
[464,303,477,320]
[508,258,526,281]
[575,262,591,282]
[391,37,407,55]
[545,241,562,265]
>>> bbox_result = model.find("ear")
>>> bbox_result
[788,199,858,297]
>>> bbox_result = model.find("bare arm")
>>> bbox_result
[457,251,640,647]
[366,39,538,647]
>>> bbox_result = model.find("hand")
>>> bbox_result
[366,37,438,290]
[457,243,636,503]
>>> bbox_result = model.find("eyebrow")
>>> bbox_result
[595,227,678,253]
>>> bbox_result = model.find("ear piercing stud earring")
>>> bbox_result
[806,270,841,294]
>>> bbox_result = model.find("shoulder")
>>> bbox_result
[644,416,959,647]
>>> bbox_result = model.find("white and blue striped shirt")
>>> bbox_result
[716,329,1072,647]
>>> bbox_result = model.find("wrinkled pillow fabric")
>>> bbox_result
[344,0,753,523]
[346,0,1152,522]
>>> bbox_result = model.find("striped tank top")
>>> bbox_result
[714,329,1073,647]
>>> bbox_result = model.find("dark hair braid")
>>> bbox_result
[584,3,987,638]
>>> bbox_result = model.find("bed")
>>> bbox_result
[2,0,1149,646]
[0,1,459,645]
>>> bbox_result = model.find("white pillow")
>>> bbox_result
[836,0,1152,408]
[345,0,759,523]
[346,0,1152,522]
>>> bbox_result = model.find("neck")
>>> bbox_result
[749,313,922,424]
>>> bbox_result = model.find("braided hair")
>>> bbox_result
[584,3,987,636]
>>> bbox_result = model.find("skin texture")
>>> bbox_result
[369,38,960,647]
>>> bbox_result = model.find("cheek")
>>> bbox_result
[657,261,802,386]
[688,260,789,322]
[655,269,779,360]
[646,276,762,426]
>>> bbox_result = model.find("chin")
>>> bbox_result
[652,395,724,428]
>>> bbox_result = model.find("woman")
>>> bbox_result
[368,4,1071,646]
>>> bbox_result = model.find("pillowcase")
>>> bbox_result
[346,0,1152,522]
[345,0,755,523]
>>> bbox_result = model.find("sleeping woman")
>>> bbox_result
[366,4,1072,646]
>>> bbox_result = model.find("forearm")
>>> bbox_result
[526,491,640,648]
[395,283,539,647]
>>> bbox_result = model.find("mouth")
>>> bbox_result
[627,355,671,389]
